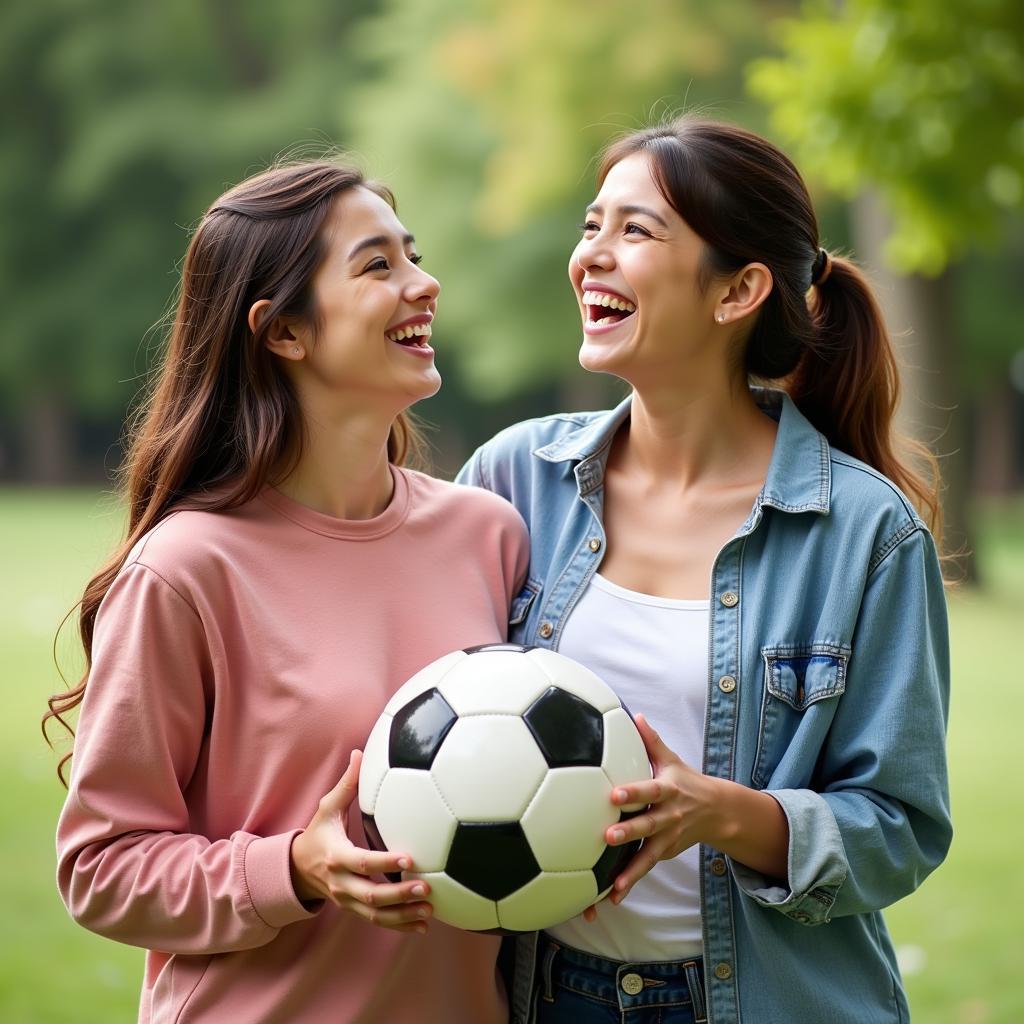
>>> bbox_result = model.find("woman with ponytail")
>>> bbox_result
[47,160,528,1023]
[459,118,950,1024]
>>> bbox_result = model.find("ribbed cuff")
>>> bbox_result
[242,830,322,929]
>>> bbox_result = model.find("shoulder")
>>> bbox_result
[402,468,526,528]
[123,504,257,592]
[826,448,932,570]
[464,410,611,488]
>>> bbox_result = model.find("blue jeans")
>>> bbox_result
[534,936,707,1024]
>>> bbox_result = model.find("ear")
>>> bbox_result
[714,263,773,326]
[249,299,305,361]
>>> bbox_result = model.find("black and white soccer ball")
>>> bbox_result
[358,643,652,932]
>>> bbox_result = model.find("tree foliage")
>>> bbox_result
[748,0,1024,274]
[350,0,781,396]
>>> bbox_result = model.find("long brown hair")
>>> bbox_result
[44,160,428,783]
[598,118,942,540]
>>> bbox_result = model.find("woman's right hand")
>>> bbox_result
[290,749,433,934]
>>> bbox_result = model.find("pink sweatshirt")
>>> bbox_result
[57,467,529,1023]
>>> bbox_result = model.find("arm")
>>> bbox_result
[605,528,951,924]
[57,563,430,953]
[737,526,952,922]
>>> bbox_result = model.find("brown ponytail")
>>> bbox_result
[597,118,942,541]
[44,160,429,785]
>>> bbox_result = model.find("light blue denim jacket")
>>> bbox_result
[457,388,951,1024]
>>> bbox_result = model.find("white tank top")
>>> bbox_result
[547,572,709,961]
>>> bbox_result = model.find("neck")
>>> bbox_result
[273,408,397,520]
[617,376,776,490]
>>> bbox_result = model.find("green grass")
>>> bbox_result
[2,489,1022,1023]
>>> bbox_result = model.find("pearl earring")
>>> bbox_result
[716,313,726,323]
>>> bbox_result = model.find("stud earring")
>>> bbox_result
[292,347,301,355]
[716,313,726,324]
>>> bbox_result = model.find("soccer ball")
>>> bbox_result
[358,643,652,932]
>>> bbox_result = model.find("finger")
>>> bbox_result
[340,874,432,909]
[634,714,676,765]
[342,896,434,930]
[338,842,413,878]
[606,808,662,846]
[611,780,663,808]
[319,749,363,812]
[608,842,665,904]
[582,904,598,924]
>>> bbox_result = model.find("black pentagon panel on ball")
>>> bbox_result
[524,686,604,767]
[446,822,541,901]
[361,812,402,883]
[389,688,457,769]
[461,642,533,655]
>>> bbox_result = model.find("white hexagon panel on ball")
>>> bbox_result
[436,649,552,717]
[521,766,619,872]
[373,770,457,873]
[383,649,467,716]
[496,870,599,932]
[525,648,620,713]
[601,706,653,812]
[431,716,548,821]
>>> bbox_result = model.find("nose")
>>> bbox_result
[406,265,441,305]
[573,234,614,274]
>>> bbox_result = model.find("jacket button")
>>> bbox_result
[710,857,727,876]
[718,675,737,694]
[714,962,733,981]
[588,537,602,552]
[538,622,554,639]
[720,591,739,607]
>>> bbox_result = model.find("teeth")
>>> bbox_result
[583,290,635,313]
[386,322,433,343]
[589,315,620,327]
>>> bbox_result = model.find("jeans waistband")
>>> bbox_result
[537,934,707,1022]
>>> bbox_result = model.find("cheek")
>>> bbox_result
[567,245,585,287]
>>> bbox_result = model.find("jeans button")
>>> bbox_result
[621,972,644,995]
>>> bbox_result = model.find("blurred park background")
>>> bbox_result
[2,0,1022,1021]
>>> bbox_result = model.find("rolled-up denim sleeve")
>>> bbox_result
[732,526,952,924]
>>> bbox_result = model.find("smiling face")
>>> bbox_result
[293,185,441,415]
[569,152,725,389]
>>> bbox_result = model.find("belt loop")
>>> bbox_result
[685,960,707,1023]
[539,938,560,1003]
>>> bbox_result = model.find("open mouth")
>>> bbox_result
[385,323,432,347]
[583,290,636,328]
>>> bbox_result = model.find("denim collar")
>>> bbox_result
[533,387,831,515]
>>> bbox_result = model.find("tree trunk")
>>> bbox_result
[851,192,977,583]
[22,387,75,483]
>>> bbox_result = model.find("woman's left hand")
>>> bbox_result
[583,714,721,920]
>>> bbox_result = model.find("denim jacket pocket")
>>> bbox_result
[509,576,542,630]
[752,644,849,789]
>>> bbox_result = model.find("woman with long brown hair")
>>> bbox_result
[459,117,951,1023]
[48,160,528,1023]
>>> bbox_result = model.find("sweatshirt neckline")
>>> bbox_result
[259,465,411,540]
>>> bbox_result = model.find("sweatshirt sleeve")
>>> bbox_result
[56,561,319,954]
[732,526,952,923]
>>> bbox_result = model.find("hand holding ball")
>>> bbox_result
[358,644,652,932]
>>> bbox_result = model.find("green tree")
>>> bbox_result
[349,0,784,404]
[0,0,377,480]
[749,0,1024,579]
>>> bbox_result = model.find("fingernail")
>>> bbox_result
[417,907,430,919]
[411,883,426,896]
[416,923,427,934]
[611,828,625,843]
[398,857,411,870]
[615,789,628,802]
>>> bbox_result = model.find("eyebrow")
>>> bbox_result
[347,233,416,261]
[585,203,669,229]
